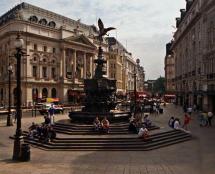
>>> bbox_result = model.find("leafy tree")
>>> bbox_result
[153,77,166,95]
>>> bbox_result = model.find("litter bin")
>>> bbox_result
[21,143,30,161]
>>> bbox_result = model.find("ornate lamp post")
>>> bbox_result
[133,66,137,108]
[6,64,13,126]
[12,33,24,160]
[133,59,140,109]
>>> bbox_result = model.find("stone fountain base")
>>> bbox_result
[68,111,131,123]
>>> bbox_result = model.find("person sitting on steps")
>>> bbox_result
[101,116,110,133]
[168,116,175,128]
[143,114,152,127]
[138,126,150,141]
[129,116,139,134]
[93,116,101,131]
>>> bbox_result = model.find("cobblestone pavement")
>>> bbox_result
[0,104,215,174]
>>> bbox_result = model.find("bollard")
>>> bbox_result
[20,143,30,161]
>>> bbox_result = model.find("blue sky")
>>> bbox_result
[0,0,186,79]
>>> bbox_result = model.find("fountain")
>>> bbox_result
[69,19,131,122]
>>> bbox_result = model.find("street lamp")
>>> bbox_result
[12,33,24,160]
[133,66,137,108]
[133,59,140,109]
[6,64,13,126]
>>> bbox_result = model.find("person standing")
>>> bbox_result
[187,106,192,116]
[48,104,55,125]
[208,112,213,127]
[182,113,191,130]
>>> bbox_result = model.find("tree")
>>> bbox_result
[153,77,166,95]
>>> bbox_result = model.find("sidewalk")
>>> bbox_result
[0,104,214,174]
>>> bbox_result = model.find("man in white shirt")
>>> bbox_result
[138,127,149,140]
[187,107,192,116]
[173,119,180,130]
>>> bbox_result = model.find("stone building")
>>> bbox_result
[164,42,175,93]
[106,37,125,94]
[136,59,145,92]
[0,2,108,106]
[106,37,145,98]
[172,0,215,112]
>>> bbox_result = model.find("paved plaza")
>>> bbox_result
[0,104,215,174]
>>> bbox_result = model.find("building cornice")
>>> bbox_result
[176,0,198,30]
[172,12,201,49]
[0,2,92,30]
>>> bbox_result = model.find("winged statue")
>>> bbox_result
[97,18,116,42]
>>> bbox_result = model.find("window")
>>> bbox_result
[32,66,37,77]
[33,56,38,61]
[48,21,56,28]
[42,88,48,98]
[42,67,47,78]
[39,18,47,25]
[29,16,38,23]
[34,44,37,51]
[53,47,56,53]
[43,46,47,52]
[1,88,3,100]
[51,67,56,78]
[51,88,57,98]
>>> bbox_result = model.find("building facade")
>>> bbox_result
[106,37,145,96]
[0,3,146,106]
[172,0,215,112]
[106,37,126,94]
[136,59,145,92]
[0,2,107,106]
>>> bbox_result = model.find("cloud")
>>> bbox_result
[0,0,186,79]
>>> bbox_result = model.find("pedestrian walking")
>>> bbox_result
[187,106,192,116]
[207,112,213,127]
[48,104,55,125]
[182,113,191,130]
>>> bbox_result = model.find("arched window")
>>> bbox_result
[42,88,48,98]
[51,88,57,98]
[32,53,40,62]
[39,18,47,25]
[32,88,38,101]
[29,16,38,23]
[48,21,56,28]
[0,88,3,101]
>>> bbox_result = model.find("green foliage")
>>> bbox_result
[153,77,166,95]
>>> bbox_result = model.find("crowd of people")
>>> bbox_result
[25,99,214,143]
[168,104,214,133]
[28,123,56,143]
[28,114,56,143]
[128,106,153,140]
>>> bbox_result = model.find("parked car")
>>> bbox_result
[39,103,64,115]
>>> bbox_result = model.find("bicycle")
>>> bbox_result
[198,112,208,127]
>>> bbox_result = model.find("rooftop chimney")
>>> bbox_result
[180,9,186,19]
[186,0,193,11]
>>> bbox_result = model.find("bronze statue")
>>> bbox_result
[98,18,115,42]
